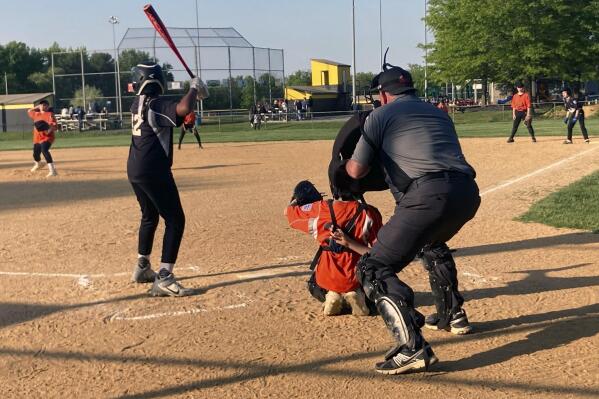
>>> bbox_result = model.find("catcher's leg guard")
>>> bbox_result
[357,254,424,350]
[421,243,464,330]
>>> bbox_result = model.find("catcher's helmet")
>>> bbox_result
[131,63,166,95]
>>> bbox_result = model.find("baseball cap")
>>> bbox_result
[515,81,525,88]
[377,66,415,95]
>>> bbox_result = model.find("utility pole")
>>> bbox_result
[351,0,357,110]
[424,0,429,98]
[379,0,383,67]
[109,16,120,118]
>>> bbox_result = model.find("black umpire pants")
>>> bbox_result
[567,114,589,141]
[130,172,185,264]
[510,110,535,139]
[368,172,480,305]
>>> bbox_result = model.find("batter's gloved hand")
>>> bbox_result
[291,180,323,206]
[34,120,50,132]
[190,77,209,100]
[572,117,577,123]
[563,117,569,125]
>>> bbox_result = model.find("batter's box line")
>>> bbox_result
[108,302,249,322]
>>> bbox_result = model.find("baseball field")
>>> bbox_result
[1,135,598,398]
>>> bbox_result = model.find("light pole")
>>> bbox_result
[379,0,383,67]
[351,0,357,110]
[424,0,428,98]
[109,16,121,119]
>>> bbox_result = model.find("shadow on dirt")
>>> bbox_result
[0,176,232,212]
[415,262,599,307]
[0,301,597,398]
[455,232,599,257]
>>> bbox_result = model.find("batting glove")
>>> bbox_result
[190,77,209,100]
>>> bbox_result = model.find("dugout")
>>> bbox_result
[0,93,54,132]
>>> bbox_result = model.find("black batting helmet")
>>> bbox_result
[131,62,166,95]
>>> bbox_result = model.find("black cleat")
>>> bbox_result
[425,309,472,335]
[375,344,438,375]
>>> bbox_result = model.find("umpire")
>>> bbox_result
[345,65,480,374]
[128,62,208,297]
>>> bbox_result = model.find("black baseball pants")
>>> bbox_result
[33,142,54,163]
[567,114,589,141]
[130,173,185,264]
[368,172,480,306]
[178,125,203,148]
[510,110,535,139]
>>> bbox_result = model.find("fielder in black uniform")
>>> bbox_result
[128,62,209,297]
[562,87,590,144]
[345,65,480,374]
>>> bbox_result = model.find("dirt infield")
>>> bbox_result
[1,137,598,398]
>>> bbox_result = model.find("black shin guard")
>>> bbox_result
[357,254,424,350]
[421,243,464,329]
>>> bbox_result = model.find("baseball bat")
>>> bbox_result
[143,4,195,78]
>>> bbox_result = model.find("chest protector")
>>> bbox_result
[328,111,388,196]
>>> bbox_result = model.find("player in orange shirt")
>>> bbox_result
[27,100,58,177]
[507,81,536,143]
[177,111,203,149]
[285,180,383,316]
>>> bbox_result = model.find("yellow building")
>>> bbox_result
[284,59,352,112]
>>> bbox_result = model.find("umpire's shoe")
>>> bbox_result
[425,309,472,335]
[132,257,156,283]
[375,343,438,375]
[150,270,195,297]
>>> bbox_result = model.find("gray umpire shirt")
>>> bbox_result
[352,94,475,196]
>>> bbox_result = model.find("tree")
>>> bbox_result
[72,85,103,108]
[286,70,311,86]
[425,0,599,102]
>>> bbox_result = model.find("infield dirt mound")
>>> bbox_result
[0,137,598,398]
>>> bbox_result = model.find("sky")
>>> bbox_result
[0,0,428,75]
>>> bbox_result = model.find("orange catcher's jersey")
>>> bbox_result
[28,109,57,144]
[286,200,383,293]
[183,112,196,126]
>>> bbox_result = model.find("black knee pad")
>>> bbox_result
[357,253,393,301]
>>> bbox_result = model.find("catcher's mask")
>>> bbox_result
[292,180,324,206]
[131,62,166,96]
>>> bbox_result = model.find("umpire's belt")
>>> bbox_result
[410,171,470,189]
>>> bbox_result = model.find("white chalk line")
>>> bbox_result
[480,146,599,197]
[110,303,248,322]
[0,266,200,279]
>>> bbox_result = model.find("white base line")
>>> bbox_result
[480,146,599,197]
[0,266,198,279]
[110,303,248,321]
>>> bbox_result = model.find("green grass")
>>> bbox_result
[518,171,599,231]
[2,113,598,151]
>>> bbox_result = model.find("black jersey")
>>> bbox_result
[563,96,584,115]
[127,96,183,182]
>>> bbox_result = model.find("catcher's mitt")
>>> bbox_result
[291,180,323,206]
[34,120,50,132]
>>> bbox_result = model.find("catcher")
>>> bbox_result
[27,100,58,177]
[285,180,383,316]
[178,111,203,149]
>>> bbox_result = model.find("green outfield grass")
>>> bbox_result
[2,114,598,151]
[517,171,599,232]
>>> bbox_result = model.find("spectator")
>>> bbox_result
[76,106,86,131]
